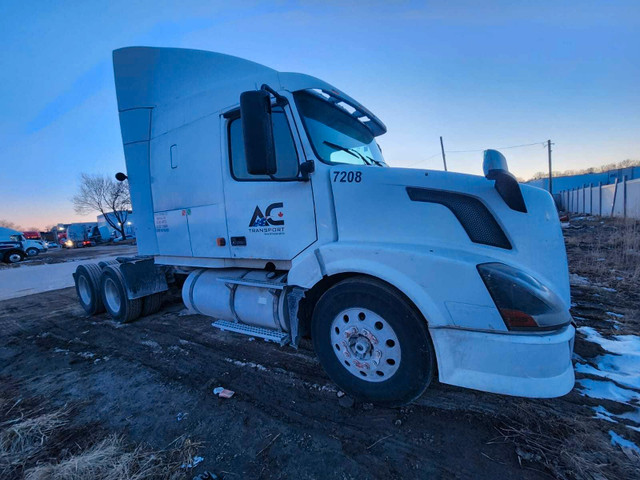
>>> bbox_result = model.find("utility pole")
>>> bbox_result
[547,139,553,194]
[440,136,448,171]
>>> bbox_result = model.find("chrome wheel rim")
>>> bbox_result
[330,307,401,382]
[104,277,121,313]
[8,253,22,263]
[78,275,92,305]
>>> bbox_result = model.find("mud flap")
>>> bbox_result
[118,258,168,300]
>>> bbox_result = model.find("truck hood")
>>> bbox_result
[329,166,570,307]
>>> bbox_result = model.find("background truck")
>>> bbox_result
[64,222,99,248]
[73,47,575,406]
[0,227,46,259]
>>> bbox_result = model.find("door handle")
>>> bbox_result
[230,236,246,246]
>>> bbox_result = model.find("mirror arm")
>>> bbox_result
[267,160,315,182]
[261,84,289,107]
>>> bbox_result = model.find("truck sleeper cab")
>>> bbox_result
[73,47,575,406]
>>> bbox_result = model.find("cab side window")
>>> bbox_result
[229,107,299,180]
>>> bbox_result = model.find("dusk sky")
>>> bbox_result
[1,0,639,229]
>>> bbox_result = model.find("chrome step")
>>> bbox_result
[211,320,290,346]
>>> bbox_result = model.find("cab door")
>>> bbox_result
[222,104,317,260]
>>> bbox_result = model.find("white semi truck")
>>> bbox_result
[73,47,575,405]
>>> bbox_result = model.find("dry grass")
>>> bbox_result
[24,435,198,480]
[0,392,200,480]
[497,402,639,480]
[565,218,640,282]
[0,407,69,476]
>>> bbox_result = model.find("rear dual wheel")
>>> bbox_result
[75,263,105,315]
[74,263,163,322]
[312,276,435,406]
[101,266,142,323]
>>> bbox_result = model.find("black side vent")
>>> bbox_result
[406,187,512,250]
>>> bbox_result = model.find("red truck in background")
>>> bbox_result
[22,231,42,240]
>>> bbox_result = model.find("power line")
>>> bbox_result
[404,140,547,168]
[446,141,547,154]
[405,152,442,168]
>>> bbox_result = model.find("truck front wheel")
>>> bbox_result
[311,276,435,406]
[100,266,142,323]
[4,250,25,263]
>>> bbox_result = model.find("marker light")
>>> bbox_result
[477,263,572,331]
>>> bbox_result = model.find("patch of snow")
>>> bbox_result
[176,412,188,421]
[140,340,162,351]
[576,379,639,404]
[617,408,640,424]
[225,358,269,372]
[181,455,203,469]
[592,406,640,433]
[569,273,590,286]
[601,287,617,293]
[572,352,587,362]
[578,327,640,357]
[577,328,640,389]
[592,406,617,423]
[606,312,624,318]
[576,362,640,391]
[609,430,640,454]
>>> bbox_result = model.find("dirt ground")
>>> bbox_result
[1,218,638,479]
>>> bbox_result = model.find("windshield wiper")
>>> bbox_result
[323,141,373,166]
[363,154,385,167]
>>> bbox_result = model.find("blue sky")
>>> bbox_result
[1,0,638,228]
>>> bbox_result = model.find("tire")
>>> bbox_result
[98,259,119,269]
[26,247,39,257]
[141,293,163,317]
[74,263,105,315]
[100,265,142,323]
[4,250,25,264]
[311,276,435,406]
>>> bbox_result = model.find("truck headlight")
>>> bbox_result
[477,263,571,331]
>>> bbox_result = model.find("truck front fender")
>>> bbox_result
[289,242,505,331]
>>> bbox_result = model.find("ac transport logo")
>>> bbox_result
[249,202,285,235]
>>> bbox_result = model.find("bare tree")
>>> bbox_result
[72,174,131,240]
[0,219,22,231]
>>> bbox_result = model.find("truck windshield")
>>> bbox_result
[293,91,386,167]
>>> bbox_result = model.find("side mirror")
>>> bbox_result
[483,149,527,213]
[240,90,277,175]
[115,172,128,182]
